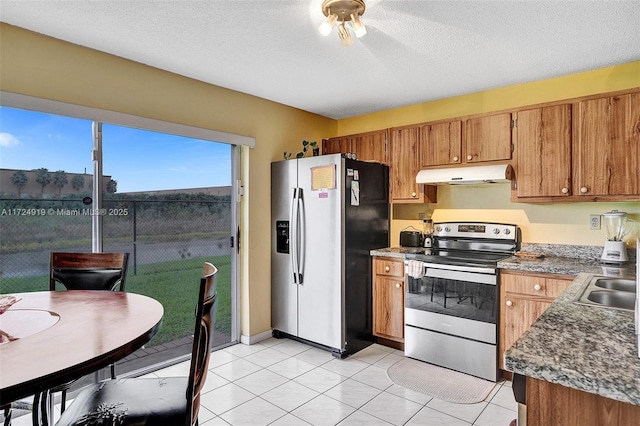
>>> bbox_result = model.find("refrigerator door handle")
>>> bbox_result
[290,187,299,284]
[297,188,305,285]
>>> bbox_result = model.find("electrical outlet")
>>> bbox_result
[590,214,601,230]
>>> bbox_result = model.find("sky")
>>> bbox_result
[0,106,232,192]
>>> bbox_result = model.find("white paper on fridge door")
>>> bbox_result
[351,181,360,206]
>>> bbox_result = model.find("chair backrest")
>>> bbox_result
[186,262,218,426]
[50,252,129,291]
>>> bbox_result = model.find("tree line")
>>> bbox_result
[10,168,117,196]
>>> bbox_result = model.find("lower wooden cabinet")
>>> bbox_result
[526,377,640,426]
[499,271,573,370]
[373,257,405,342]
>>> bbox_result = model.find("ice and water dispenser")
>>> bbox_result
[276,221,290,254]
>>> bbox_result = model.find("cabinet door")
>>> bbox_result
[322,136,354,155]
[465,113,513,163]
[373,276,405,341]
[420,121,462,167]
[573,93,640,196]
[389,127,437,203]
[354,130,388,164]
[499,293,551,370]
[514,105,572,198]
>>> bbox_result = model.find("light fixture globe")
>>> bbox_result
[319,0,366,46]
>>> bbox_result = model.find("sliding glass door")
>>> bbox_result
[0,107,238,371]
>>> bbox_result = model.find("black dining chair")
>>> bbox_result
[54,262,218,426]
[33,252,129,426]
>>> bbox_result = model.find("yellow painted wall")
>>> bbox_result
[337,61,640,251]
[0,23,336,340]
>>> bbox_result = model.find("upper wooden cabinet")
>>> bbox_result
[389,126,437,203]
[322,135,354,156]
[513,104,572,198]
[419,121,462,167]
[465,113,513,163]
[353,130,388,164]
[322,130,387,164]
[573,92,640,197]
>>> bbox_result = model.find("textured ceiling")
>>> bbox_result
[2,0,640,119]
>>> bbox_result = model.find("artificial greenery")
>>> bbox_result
[284,140,318,160]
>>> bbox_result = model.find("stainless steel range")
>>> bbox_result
[404,222,520,381]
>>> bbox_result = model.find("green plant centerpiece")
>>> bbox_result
[284,140,318,160]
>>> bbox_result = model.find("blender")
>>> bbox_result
[601,210,635,263]
[422,218,433,248]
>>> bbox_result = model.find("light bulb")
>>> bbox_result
[338,22,353,47]
[319,13,338,36]
[350,13,367,38]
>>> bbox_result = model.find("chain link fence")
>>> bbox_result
[0,195,233,348]
[0,197,231,284]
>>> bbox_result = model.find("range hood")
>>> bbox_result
[416,164,513,185]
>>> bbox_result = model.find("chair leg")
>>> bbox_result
[38,390,49,426]
[3,405,11,426]
[60,389,67,413]
[32,392,41,426]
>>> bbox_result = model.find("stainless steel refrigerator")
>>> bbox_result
[271,154,389,358]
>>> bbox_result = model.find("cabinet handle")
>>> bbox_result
[561,187,569,194]
[467,155,473,161]
[385,266,390,272]
[506,299,513,307]
[411,192,417,198]
[453,156,459,162]
[580,186,589,194]
[534,284,541,291]
[395,283,401,289]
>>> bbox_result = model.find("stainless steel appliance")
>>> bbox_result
[404,222,520,381]
[271,154,389,358]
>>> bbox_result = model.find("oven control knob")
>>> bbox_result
[444,226,451,232]
[503,228,511,235]
[493,228,500,235]
[435,225,442,232]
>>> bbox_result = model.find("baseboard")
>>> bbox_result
[240,329,273,345]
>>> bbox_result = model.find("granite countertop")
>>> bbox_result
[372,244,637,277]
[370,247,428,260]
[504,272,640,406]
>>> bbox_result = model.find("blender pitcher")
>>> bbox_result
[601,210,635,263]
[603,210,635,241]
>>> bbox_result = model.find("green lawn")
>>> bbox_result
[0,255,232,346]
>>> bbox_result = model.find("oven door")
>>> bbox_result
[405,265,498,324]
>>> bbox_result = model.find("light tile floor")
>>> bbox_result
[12,338,518,426]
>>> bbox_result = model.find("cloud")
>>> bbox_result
[0,132,21,147]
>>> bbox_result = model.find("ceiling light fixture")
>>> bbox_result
[319,0,366,46]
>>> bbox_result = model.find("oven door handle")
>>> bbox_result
[422,261,497,276]
[424,267,497,285]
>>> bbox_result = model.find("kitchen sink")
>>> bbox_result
[586,290,636,310]
[593,278,636,293]
[574,276,636,311]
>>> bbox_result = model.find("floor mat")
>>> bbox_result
[387,358,497,404]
